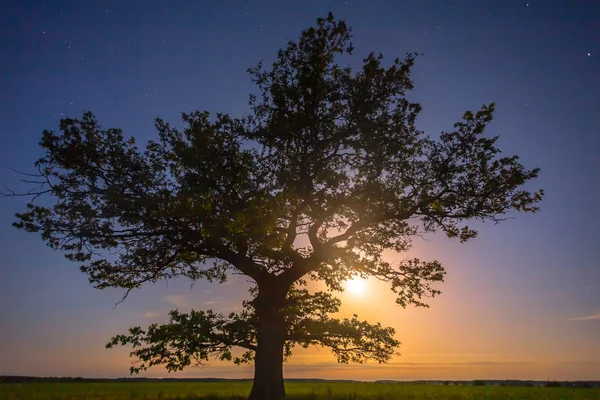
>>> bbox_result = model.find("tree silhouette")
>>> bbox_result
[6,13,543,400]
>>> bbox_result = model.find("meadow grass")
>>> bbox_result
[1,381,599,400]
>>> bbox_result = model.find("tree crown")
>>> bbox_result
[7,12,542,372]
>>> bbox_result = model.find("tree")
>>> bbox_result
[5,13,543,400]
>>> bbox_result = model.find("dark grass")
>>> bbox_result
[1,381,600,400]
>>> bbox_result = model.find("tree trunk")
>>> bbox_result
[249,290,287,400]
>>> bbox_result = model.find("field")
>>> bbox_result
[1,381,599,400]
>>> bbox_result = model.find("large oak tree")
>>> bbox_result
[6,13,542,400]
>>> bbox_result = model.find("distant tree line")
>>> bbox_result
[1,376,597,388]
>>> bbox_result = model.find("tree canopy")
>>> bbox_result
[6,12,543,400]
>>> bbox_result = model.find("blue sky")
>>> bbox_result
[0,0,599,380]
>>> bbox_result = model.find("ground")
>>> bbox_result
[1,381,599,400]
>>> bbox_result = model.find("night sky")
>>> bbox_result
[1,0,599,381]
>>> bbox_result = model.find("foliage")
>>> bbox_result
[6,12,543,380]
[105,286,400,374]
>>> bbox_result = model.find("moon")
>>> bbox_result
[345,277,367,295]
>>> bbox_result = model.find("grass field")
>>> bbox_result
[1,381,599,400]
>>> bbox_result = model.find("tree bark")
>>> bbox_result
[249,288,287,400]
